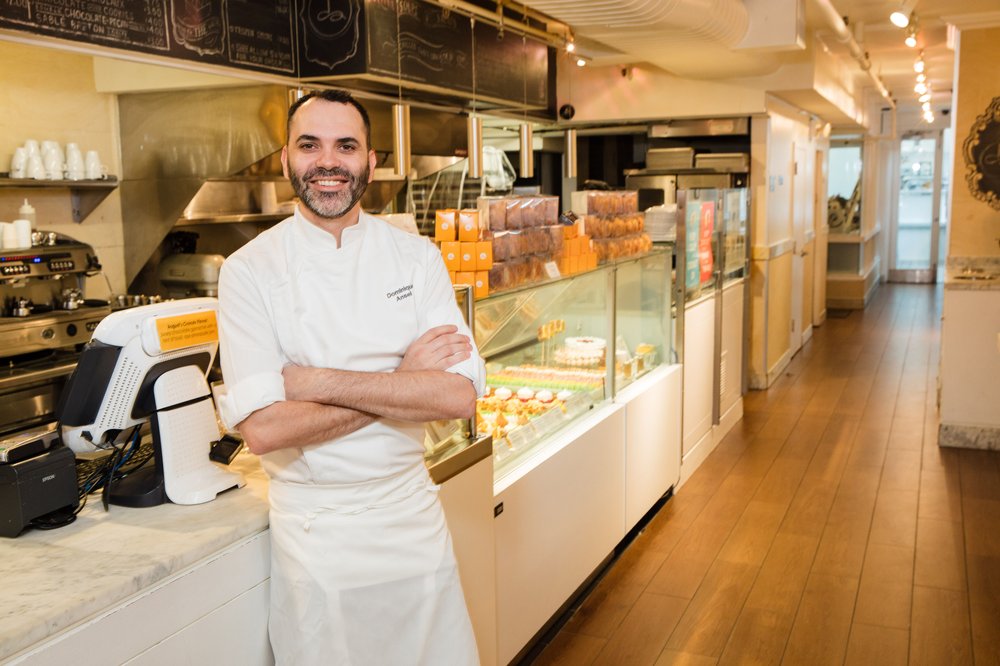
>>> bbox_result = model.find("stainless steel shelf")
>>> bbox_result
[0,175,119,223]
[174,212,289,227]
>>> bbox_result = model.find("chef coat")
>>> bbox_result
[217,208,484,666]
[217,207,485,484]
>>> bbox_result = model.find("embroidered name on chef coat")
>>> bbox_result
[387,284,414,301]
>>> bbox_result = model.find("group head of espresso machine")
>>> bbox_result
[0,234,112,435]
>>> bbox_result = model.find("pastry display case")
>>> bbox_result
[473,249,673,481]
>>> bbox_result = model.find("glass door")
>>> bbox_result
[890,132,942,283]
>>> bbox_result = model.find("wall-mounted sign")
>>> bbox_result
[963,96,1000,211]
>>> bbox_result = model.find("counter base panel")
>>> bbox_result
[10,531,270,665]
[495,404,626,665]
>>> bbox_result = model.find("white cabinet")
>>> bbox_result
[939,287,1000,446]
[494,405,626,665]
[682,294,717,477]
[439,456,498,666]
[718,280,745,435]
[617,364,682,530]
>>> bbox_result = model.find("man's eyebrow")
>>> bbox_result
[294,133,320,143]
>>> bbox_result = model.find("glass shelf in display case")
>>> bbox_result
[474,251,673,481]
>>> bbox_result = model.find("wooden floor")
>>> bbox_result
[532,283,1000,666]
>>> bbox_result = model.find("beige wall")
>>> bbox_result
[0,40,126,294]
[557,60,767,122]
[950,26,1000,259]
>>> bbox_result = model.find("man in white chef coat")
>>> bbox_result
[216,90,484,665]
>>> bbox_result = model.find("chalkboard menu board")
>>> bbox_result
[963,96,1000,212]
[474,22,547,107]
[0,0,548,107]
[359,0,472,93]
[0,0,296,74]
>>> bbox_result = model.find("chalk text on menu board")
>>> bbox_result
[0,0,296,74]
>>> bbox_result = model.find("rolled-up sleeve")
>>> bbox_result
[217,256,286,429]
[417,240,487,397]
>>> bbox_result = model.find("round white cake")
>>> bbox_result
[555,336,607,367]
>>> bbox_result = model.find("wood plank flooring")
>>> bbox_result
[531,283,1000,666]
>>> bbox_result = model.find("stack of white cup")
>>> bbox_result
[8,139,106,180]
[0,220,31,250]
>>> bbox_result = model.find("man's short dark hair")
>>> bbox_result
[286,90,372,150]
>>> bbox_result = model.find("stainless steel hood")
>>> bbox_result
[118,85,470,286]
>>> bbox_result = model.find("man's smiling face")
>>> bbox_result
[281,98,377,223]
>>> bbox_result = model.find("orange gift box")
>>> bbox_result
[460,242,477,271]
[441,242,461,271]
[475,241,493,270]
[458,209,480,242]
[473,271,489,299]
[435,209,457,242]
[455,271,475,287]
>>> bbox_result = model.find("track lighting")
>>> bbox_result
[914,82,927,94]
[919,92,931,103]
[566,40,575,53]
[914,58,924,73]
[916,73,926,83]
[890,1,916,28]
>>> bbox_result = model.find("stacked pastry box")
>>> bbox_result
[435,208,492,299]
[479,195,570,292]
[570,190,653,262]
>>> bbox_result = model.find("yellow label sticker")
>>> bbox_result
[155,311,218,352]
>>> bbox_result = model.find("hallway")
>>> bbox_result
[533,283,1000,665]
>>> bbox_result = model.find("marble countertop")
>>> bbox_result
[945,258,1000,291]
[0,452,269,662]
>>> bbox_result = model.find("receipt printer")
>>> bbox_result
[0,442,78,538]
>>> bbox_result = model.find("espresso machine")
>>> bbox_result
[0,235,112,436]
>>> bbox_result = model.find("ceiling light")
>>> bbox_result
[915,82,928,94]
[914,59,924,73]
[890,10,911,28]
[923,112,934,123]
[905,33,918,47]
[916,73,926,83]
[576,57,586,67]
[919,92,931,103]
[922,102,931,112]
[566,41,576,53]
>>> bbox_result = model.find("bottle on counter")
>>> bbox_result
[18,199,36,227]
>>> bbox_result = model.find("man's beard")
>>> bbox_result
[290,163,369,220]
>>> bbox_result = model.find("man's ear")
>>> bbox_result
[368,149,377,183]
[280,145,290,178]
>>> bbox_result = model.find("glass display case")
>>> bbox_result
[719,188,748,283]
[614,250,673,393]
[473,249,672,481]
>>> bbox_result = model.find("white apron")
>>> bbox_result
[267,462,479,666]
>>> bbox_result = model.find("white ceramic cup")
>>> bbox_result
[41,140,59,155]
[28,154,46,180]
[84,150,106,179]
[10,148,27,178]
[44,152,63,180]
[0,222,15,250]
[23,140,40,160]
[66,145,83,168]
[12,219,32,249]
